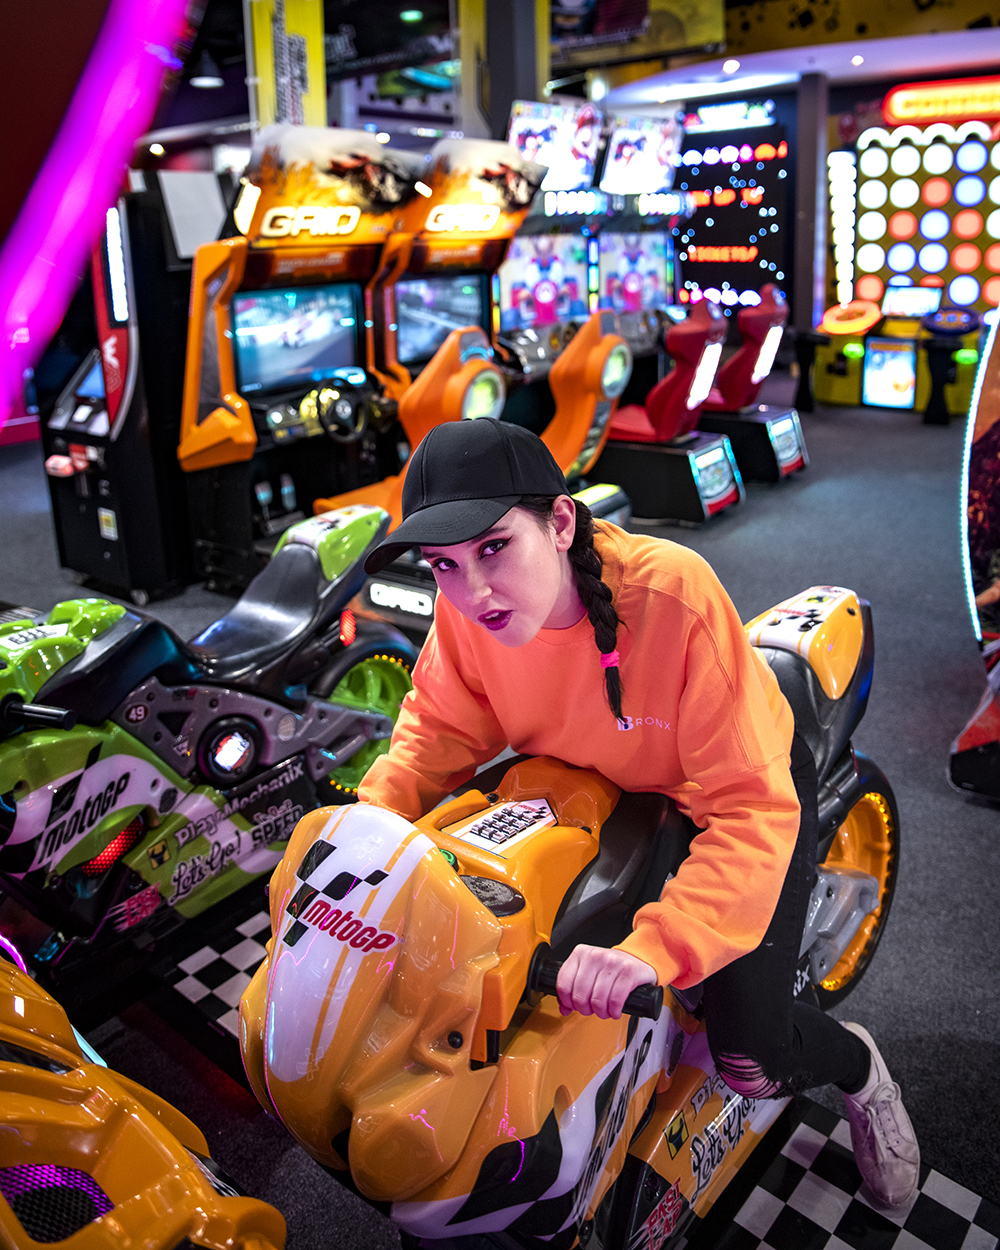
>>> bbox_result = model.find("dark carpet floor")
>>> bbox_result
[2,371,996,1248]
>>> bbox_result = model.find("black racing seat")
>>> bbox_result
[753,598,874,784]
[185,543,334,685]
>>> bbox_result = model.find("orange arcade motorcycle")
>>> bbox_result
[240,585,898,1250]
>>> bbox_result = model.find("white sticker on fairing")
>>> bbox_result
[263,804,435,1087]
[392,1007,677,1241]
[8,754,170,874]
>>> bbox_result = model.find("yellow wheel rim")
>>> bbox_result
[819,790,896,994]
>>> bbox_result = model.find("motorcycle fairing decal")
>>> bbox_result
[392,1007,676,1241]
[263,804,435,1087]
[5,752,170,876]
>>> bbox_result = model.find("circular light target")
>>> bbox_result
[918,242,949,272]
[992,144,1000,170]
[859,180,888,208]
[857,243,886,272]
[949,275,980,305]
[920,209,951,240]
[985,276,1000,304]
[859,147,889,177]
[858,211,887,240]
[956,141,989,173]
[954,209,984,239]
[922,178,952,207]
[856,274,884,301]
[891,145,921,176]
[887,242,917,271]
[986,243,1000,271]
[955,175,986,207]
[952,243,982,271]
[889,179,920,208]
[924,143,954,175]
[888,211,918,240]
[989,176,1000,204]
[988,209,1000,237]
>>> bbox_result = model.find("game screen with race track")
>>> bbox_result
[497,235,590,331]
[395,274,489,365]
[231,283,361,395]
[598,232,673,313]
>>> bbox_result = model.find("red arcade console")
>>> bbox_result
[698,284,808,482]
[593,300,744,522]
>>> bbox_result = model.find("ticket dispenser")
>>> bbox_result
[594,300,744,522]
[178,125,426,592]
[699,284,808,482]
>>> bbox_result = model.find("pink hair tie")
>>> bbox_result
[600,650,620,669]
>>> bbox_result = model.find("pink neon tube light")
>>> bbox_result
[0,0,191,428]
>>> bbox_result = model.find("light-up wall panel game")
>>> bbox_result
[827,121,1000,315]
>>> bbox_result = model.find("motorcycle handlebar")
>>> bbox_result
[1,697,77,731]
[528,952,663,1021]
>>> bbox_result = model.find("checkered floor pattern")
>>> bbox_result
[162,918,1000,1250]
[162,909,270,1038]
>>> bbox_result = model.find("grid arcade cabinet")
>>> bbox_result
[40,172,232,603]
[698,283,808,481]
[594,299,745,522]
[178,126,425,592]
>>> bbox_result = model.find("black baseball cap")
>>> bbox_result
[364,420,568,573]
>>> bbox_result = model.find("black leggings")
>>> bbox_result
[701,732,871,1098]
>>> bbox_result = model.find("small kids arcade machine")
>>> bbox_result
[698,284,808,482]
[594,299,745,523]
[178,126,426,591]
[40,170,234,603]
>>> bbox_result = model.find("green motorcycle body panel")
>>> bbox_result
[272,506,386,582]
[0,601,125,704]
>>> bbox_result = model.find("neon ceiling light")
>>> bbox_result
[0,0,189,428]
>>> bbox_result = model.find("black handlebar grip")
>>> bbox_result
[8,701,78,731]
[528,952,663,1021]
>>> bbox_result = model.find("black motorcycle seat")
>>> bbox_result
[185,543,330,684]
[755,600,873,783]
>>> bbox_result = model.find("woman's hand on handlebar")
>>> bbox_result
[556,946,658,1021]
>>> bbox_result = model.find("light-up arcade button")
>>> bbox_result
[820,300,882,336]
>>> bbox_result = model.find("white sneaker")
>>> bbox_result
[841,1022,920,1207]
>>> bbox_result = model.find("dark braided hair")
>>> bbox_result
[517,495,625,724]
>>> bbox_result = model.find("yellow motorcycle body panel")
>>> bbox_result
[745,585,865,700]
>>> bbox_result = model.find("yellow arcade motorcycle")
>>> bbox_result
[239,585,898,1250]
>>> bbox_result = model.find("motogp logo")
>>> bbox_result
[425,204,500,233]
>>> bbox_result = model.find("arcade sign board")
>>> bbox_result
[884,76,1000,127]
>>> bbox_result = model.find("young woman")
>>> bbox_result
[359,418,919,1209]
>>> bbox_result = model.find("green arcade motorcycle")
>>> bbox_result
[0,505,416,980]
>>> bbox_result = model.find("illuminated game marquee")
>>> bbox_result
[673,129,789,313]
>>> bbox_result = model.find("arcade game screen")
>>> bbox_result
[599,114,682,196]
[675,126,789,312]
[395,274,489,365]
[879,286,942,317]
[497,235,590,331]
[231,284,360,395]
[862,338,917,409]
[598,232,673,313]
[508,99,603,192]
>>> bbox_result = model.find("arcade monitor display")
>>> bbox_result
[675,126,789,313]
[598,232,673,313]
[862,338,917,409]
[507,100,603,191]
[395,273,491,365]
[879,285,943,318]
[231,283,361,395]
[497,235,590,331]
[599,114,683,196]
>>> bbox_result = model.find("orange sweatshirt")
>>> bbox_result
[358,522,800,990]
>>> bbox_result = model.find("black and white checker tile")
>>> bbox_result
[685,1099,1000,1250]
[163,910,270,1037]
[160,930,1000,1250]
